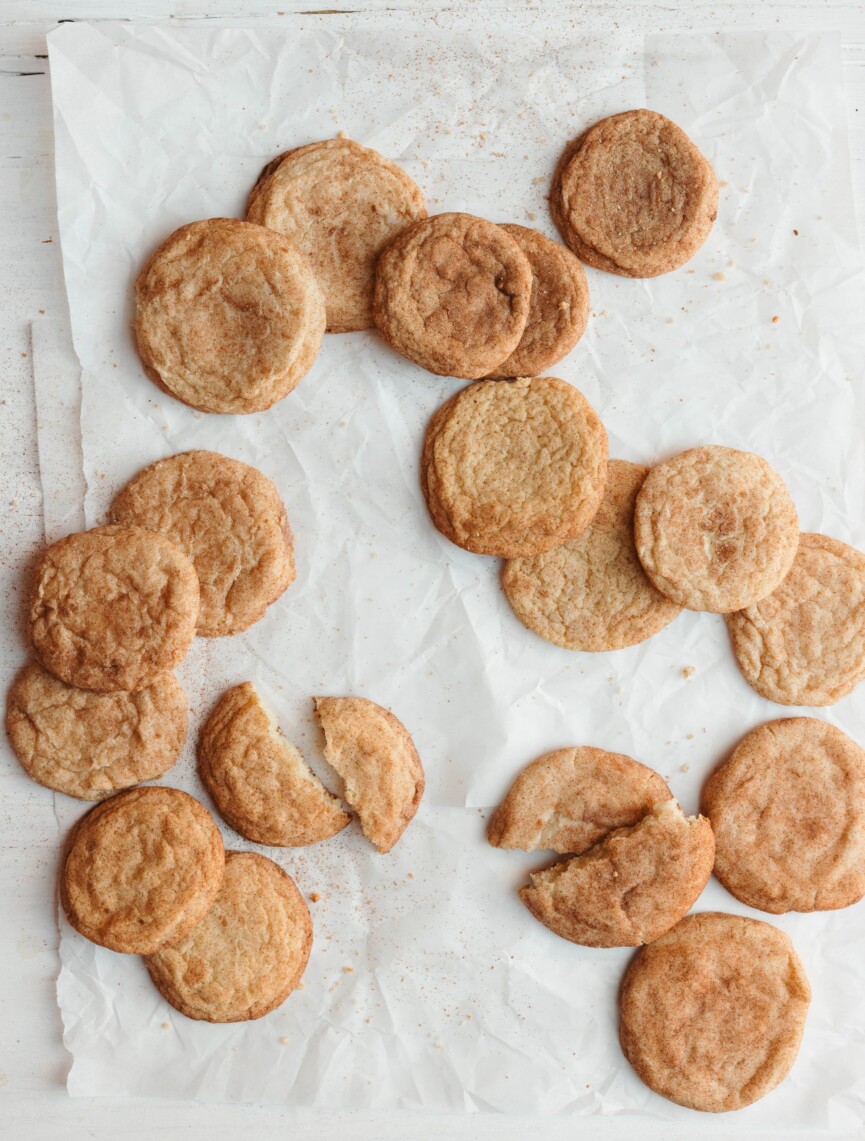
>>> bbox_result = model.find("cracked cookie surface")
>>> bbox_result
[422,376,608,558]
[145,850,312,1022]
[486,224,589,378]
[726,533,865,706]
[702,717,865,913]
[519,799,714,947]
[247,137,426,332]
[488,745,670,854]
[111,451,295,638]
[503,460,681,650]
[619,912,811,1112]
[135,218,325,413]
[634,445,799,613]
[6,661,187,800]
[61,786,225,954]
[551,109,718,277]
[199,682,350,847]
[30,524,200,693]
[373,212,532,378]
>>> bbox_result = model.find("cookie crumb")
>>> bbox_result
[680,763,690,774]
[771,315,780,324]
[711,272,726,282]
[681,665,695,680]
[309,892,320,903]
[162,1022,171,1030]
[343,966,354,973]
[279,1035,290,1045]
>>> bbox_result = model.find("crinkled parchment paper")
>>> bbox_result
[44,14,865,1122]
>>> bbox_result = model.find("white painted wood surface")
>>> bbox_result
[2,3,864,1137]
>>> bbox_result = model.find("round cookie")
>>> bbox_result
[199,682,350,846]
[30,525,200,693]
[503,460,681,650]
[619,912,811,1112]
[61,787,225,954]
[702,718,865,913]
[520,800,714,947]
[488,745,670,854]
[373,212,532,379]
[134,218,325,414]
[726,533,865,706]
[5,661,187,800]
[145,851,312,1023]
[422,376,608,558]
[485,224,589,378]
[551,109,718,277]
[247,137,426,333]
[633,445,799,613]
[111,451,295,638]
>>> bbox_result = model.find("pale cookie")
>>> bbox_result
[111,451,295,638]
[199,682,350,847]
[5,661,187,801]
[145,851,312,1023]
[726,533,865,706]
[619,912,811,1112]
[61,787,225,955]
[486,224,589,378]
[520,800,714,947]
[488,745,670,854]
[551,109,718,277]
[503,460,681,650]
[634,445,799,613]
[134,218,325,414]
[373,212,532,378]
[702,718,865,913]
[314,696,424,853]
[30,525,200,693]
[422,376,608,558]
[247,137,426,333]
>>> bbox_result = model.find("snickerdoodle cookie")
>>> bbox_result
[619,912,811,1112]
[5,662,187,800]
[199,682,350,847]
[422,376,608,558]
[634,446,799,613]
[111,451,295,638]
[520,800,714,947]
[61,787,225,954]
[30,525,200,693]
[313,696,424,853]
[503,460,681,650]
[485,225,589,378]
[247,137,426,332]
[551,110,718,277]
[373,212,532,378]
[726,533,865,706]
[134,218,325,413]
[702,718,865,913]
[488,745,670,854]
[145,851,312,1023]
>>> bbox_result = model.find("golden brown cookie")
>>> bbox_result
[5,661,187,800]
[485,225,589,378]
[134,218,325,414]
[726,533,865,706]
[199,682,350,847]
[30,525,200,693]
[61,787,225,954]
[702,718,865,913]
[313,696,424,853]
[520,800,714,947]
[145,851,312,1023]
[373,212,532,378]
[633,446,799,613]
[502,460,681,650]
[422,376,608,558]
[111,451,295,638]
[488,745,670,854]
[619,912,811,1112]
[247,137,426,333]
[551,110,718,277]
